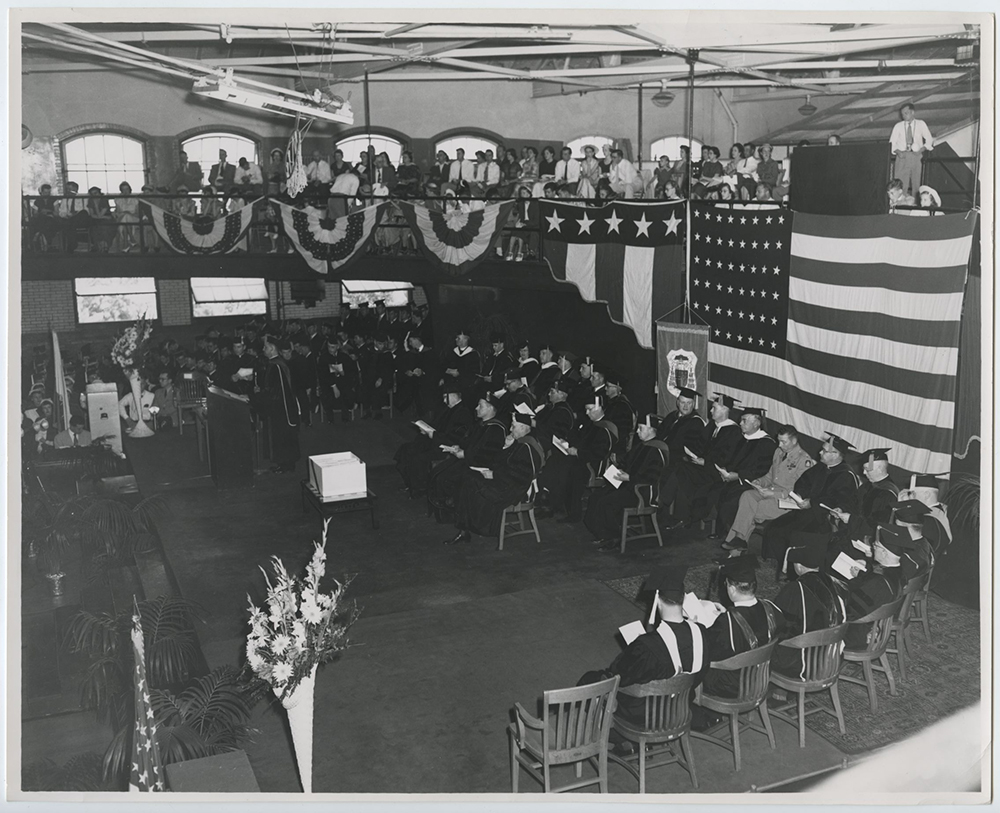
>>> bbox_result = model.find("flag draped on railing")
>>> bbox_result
[129,598,165,792]
[539,200,686,349]
[399,200,515,277]
[277,201,385,275]
[144,198,259,254]
[694,203,977,474]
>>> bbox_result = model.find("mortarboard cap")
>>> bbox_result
[455,327,470,338]
[504,367,526,383]
[644,565,688,604]
[859,448,891,463]
[274,338,292,352]
[720,553,759,581]
[824,432,855,455]
[480,392,500,408]
[604,371,624,387]
[511,409,534,427]
[786,539,828,570]
[442,379,463,395]
[490,332,505,343]
[642,414,663,430]
[909,473,945,492]
[551,378,572,394]
[876,524,918,553]
[712,392,741,409]
[741,407,767,417]
[585,393,604,409]
[893,499,932,524]
[677,387,701,400]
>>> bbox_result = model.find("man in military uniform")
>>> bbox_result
[721,425,815,552]
[761,432,861,569]
[539,392,616,523]
[690,406,776,530]
[585,414,670,549]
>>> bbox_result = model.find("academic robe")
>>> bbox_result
[771,573,847,678]
[495,386,535,424]
[703,600,779,698]
[480,350,515,394]
[400,346,440,418]
[580,620,706,725]
[456,435,545,536]
[843,568,903,649]
[821,477,902,562]
[394,400,474,491]
[443,346,481,396]
[360,348,396,412]
[604,394,637,458]
[670,419,744,521]
[533,400,576,450]
[690,431,778,527]
[761,462,861,563]
[253,357,300,469]
[287,351,318,423]
[531,362,562,402]
[427,417,507,511]
[539,418,616,521]
[316,349,359,413]
[584,439,669,539]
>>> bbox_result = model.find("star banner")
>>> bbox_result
[277,201,386,275]
[538,200,686,349]
[399,200,516,276]
[144,198,259,254]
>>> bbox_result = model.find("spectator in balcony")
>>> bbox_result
[172,150,203,192]
[356,151,373,186]
[519,146,540,186]
[428,150,450,190]
[174,185,198,219]
[112,181,140,253]
[736,143,759,199]
[30,183,59,250]
[890,103,934,198]
[607,149,640,199]
[723,143,744,178]
[266,147,287,196]
[138,185,161,251]
[538,145,558,182]
[652,155,673,198]
[599,143,614,174]
[55,181,91,252]
[209,149,236,190]
[372,152,397,196]
[578,144,603,199]
[235,156,263,197]
[661,180,681,201]
[917,185,943,216]
[691,146,724,198]
[887,178,915,211]
[472,149,501,197]
[328,169,360,219]
[718,181,736,201]
[754,182,774,202]
[86,186,115,253]
[827,134,842,146]
[595,179,617,203]
[331,149,353,178]
[553,146,581,193]
[668,144,691,195]
[396,150,422,199]
[305,150,332,191]
[200,185,224,220]
[755,143,786,201]
[449,148,476,188]
[499,148,522,197]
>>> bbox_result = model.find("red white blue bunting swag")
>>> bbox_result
[144,198,259,254]
[399,200,515,276]
[278,202,385,275]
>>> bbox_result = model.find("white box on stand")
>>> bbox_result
[308,452,367,499]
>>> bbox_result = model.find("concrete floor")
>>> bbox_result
[110,415,855,795]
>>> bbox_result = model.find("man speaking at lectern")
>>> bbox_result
[256,337,301,474]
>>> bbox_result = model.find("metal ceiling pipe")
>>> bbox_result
[715,89,739,146]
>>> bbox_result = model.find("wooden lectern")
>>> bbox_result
[207,386,254,489]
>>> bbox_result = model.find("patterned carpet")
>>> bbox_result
[602,564,982,755]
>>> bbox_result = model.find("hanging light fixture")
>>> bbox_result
[651,79,676,108]
[798,94,817,116]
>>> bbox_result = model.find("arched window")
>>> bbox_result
[434,134,498,162]
[336,134,403,167]
[564,135,615,159]
[649,135,704,162]
[181,133,258,183]
[63,132,146,194]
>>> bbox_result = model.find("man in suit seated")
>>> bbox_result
[53,415,92,449]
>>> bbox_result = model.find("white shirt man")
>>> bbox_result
[305,152,332,184]
[235,160,263,187]
[474,151,501,189]
[449,149,475,185]
[553,148,581,186]
[608,150,640,198]
[889,104,933,197]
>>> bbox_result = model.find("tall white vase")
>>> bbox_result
[280,664,317,793]
[128,370,155,438]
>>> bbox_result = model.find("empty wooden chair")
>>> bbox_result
[609,673,699,792]
[619,483,664,553]
[509,675,619,793]
[499,501,541,551]
[840,596,905,712]
[887,565,934,682]
[177,372,208,436]
[693,639,779,771]
[769,624,848,748]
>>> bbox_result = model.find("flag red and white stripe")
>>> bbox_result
[540,200,686,349]
[129,599,165,793]
[278,201,385,275]
[145,199,258,254]
[400,200,515,276]
[699,206,977,474]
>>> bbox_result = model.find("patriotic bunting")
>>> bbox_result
[278,201,385,275]
[129,598,165,793]
[696,202,977,474]
[539,200,686,349]
[144,198,258,254]
[399,200,515,276]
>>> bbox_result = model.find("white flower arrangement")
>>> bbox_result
[111,315,153,375]
[245,519,357,701]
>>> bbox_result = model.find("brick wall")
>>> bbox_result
[270,281,343,320]
[21,280,76,332]
[159,279,192,326]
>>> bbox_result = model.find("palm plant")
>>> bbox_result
[66,595,202,730]
[946,474,980,532]
[22,753,117,792]
[102,666,259,781]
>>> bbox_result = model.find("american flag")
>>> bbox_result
[540,200,686,348]
[697,203,977,474]
[129,599,165,793]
